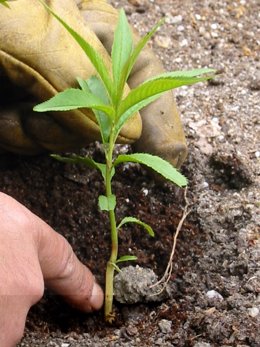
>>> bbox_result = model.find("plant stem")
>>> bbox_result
[104,131,118,322]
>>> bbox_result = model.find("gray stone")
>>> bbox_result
[114,265,172,304]
[248,307,259,318]
[158,319,172,334]
[206,290,224,301]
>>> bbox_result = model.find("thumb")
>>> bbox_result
[35,220,103,312]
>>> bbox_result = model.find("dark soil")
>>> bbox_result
[1,146,201,345]
[1,0,259,346]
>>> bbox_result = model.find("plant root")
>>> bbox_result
[149,187,190,296]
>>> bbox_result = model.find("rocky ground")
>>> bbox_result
[2,0,259,346]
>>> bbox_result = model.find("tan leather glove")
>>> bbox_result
[0,0,187,167]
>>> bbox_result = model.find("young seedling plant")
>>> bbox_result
[33,1,215,322]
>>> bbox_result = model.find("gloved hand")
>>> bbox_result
[0,0,187,167]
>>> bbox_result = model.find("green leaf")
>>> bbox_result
[111,9,133,99]
[114,153,187,187]
[116,255,138,264]
[117,18,164,100]
[38,0,113,99]
[51,154,103,171]
[148,68,216,79]
[114,19,165,133]
[0,0,9,8]
[117,216,154,237]
[51,154,111,181]
[98,194,116,211]
[33,88,114,117]
[86,76,111,105]
[114,94,162,139]
[84,76,113,143]
[77,77,91,93]
[118,68,216,117]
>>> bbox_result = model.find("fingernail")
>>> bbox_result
[90,282,104,311]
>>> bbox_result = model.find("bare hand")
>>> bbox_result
[0,192,103,347]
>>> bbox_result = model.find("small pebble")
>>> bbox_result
[165,14,183,24]
[211,31,219,38]
[206,290,224,301]
[199,26,206,35]
[154,35,172,49]
[248,307,259,318]
[249,72,260,90]
[211,23,218,30]
[180,38,188,47]
[201,181,209,189]
[158,319,172,333]
[177,25,185,32]
[142,188,149,196]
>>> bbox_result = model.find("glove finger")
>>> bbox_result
[0,106,42,154]
[0,76,90,154]
[22,105,94,153]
